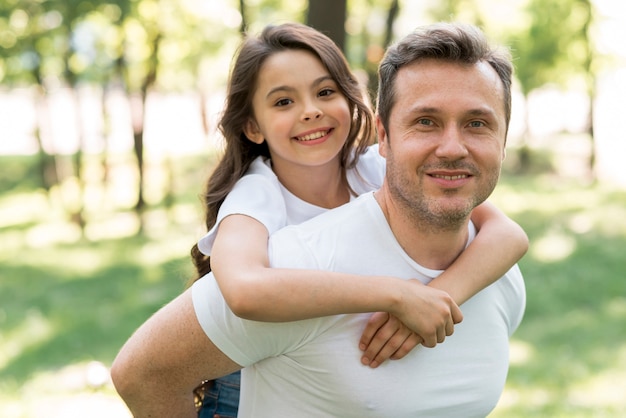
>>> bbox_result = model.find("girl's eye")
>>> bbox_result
[318,88,334,97]
[275,98,293,107]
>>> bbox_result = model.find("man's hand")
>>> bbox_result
[359,312,423,368]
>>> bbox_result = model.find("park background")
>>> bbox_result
[1,0,625,416]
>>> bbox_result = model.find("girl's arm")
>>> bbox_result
[426,200,528,304]
[209,214,463,349]
[357,201,527,365]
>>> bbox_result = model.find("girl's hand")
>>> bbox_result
[359,280,463,368]
[359,312,423,368]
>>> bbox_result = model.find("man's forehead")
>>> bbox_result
[392,59,506,115]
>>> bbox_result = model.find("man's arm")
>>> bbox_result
[111,288,241,418]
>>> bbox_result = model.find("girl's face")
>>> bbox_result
[245,49,352,175]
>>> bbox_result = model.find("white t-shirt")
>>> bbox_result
[197,144,385,255]
[192,193,526,418]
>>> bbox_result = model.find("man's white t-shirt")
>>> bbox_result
[192,193,526,417]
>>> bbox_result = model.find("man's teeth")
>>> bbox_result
[297,131,328,141]
[433,174,468,180]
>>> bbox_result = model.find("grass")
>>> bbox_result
[1,154,625,417]
[489,175,626,417]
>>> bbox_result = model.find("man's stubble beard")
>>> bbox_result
[386,160,500,234]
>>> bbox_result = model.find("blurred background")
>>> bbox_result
[1,0,624,416]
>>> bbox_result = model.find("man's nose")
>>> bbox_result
[435,126,469,160]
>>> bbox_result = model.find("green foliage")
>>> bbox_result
[0,0,242,88]
[508,0,595,94]
[0,156,42,192]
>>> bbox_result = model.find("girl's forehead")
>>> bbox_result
[254,49,333,100]
[256,49,330,88]
[264,49,323,70]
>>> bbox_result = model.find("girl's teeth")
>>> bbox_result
[298,131,327,141]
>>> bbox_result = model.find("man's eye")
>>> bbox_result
[469,121,485,128]
[417,119,433,126]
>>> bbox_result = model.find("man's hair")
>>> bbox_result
[376,22,513,135]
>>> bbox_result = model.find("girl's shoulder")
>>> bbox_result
[197,156,287,255]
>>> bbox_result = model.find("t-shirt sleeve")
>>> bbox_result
[197,172,287,255]
[191,259,330,367]
[347,144,386,195]
[502,264,527,336]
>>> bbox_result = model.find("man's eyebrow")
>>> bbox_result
[265,75,334,99]
[466,108,497,117]
[408,106,497,117]
[412,106,439,113]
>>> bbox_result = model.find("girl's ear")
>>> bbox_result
[244,119,265,144]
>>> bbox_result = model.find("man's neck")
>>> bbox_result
[373,189,470,270]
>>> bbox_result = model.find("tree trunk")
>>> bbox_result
[383,0,399,48]
[580,0,596,182]
[307,0,347,52]
[33,83,59,194]
[130,33,162,229]
[517,95,532,174]
[239,0,247,35]
[68,83,87,233]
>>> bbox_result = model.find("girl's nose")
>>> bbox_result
[302,104,322,121]
[303,112,321,121]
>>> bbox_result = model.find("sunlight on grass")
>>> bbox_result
[0,310,54,370]
[568,348,626,409]
[509,339,535,366]
[0,192,51,229]
[85,212,140,241]
[25,221,83,248]
[531,229,577,262]
[0,361,131,418]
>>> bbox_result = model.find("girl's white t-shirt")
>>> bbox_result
[197,144,385,255]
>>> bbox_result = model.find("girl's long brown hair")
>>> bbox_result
[190,22,375,281]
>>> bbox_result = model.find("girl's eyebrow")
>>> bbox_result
[265,75,334,99]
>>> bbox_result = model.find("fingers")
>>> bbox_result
[390,333,422,360]
[420,314,445,348]
[361,314,411,368]
[451,302,464,324]
[358,311,390,352]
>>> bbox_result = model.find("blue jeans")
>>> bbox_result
[198,371,240,418]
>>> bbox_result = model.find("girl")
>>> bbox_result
[193,23,528,417]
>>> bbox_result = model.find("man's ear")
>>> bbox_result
[376,114,388,158]
[244,119,265,144]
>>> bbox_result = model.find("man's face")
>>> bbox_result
[378,58,507,229]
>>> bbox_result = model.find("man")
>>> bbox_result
[112,22,525,417]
